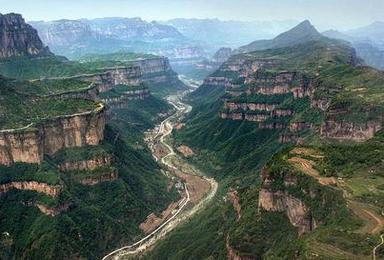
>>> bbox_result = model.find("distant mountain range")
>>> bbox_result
[163,18,299,50]
[30,17,301,60]
[30,17,204,60]
[322,22,384,69]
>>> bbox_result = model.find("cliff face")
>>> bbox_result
[58,154,113,172]
[102,89,150,109]
[258,170,316,235]
[0,181,62,197]
[0,13,52,58]
[206,49,383,142]
[74,66,143,92]
[79,170,118,186]
[320,120,382,142]
[30,19,94,47]
[135,57,186,88]
[0,103,106,165]
[36,202,70,217]
[213,47,232,63]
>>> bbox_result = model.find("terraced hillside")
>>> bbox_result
[144,21,384,259]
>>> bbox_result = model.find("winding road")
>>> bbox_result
[102,90,217,260]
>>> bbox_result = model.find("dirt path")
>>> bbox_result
[102,90,218,260]
[288,157,337,186]
[289,150,384,259]
[347,201,384,234]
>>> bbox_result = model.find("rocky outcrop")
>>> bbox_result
[36,202,70,217]
[259,122,285,129]
[258,170,316,235]
[58,154,113,172]
[0,181,62,197]
[289,122,311,132]
[311,98,330,111]
[271,109,293,117]
[213,47,232,63]
[79,170,118,185]
[279,134,299,143]
[220,112,243,120]
[258,189,315,235]
[102,89,150,109]
[0,13,52,58]
[204,77,232,87]
[226,235,256,260]
[244,114,269,122]
[74,66,142,92]
[0,103,106,165]
[224,102,276,112]
[320,120,382,142]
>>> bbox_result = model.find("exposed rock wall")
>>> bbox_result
[320,120,382,142]
[258,170,316,235]
[0,181,62,197]
[0,13,52,58]
[74,66,143,92]
[36,202,70,217]
[79,170,118,185]
[0,103,106,165]
[58,154,113,172]
[102,89,150,109]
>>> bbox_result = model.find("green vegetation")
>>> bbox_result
[99,83,147,99]
[0,163,61,185]
[53,145,112,164]
[147,37,384,259]
[13,78,91,96]
[79,51,157,63]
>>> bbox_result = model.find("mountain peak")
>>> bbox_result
[0,13,53,59]
[281,20,320,37]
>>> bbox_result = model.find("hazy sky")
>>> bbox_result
[1,0,383,31]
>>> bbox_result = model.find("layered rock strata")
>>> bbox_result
[0,181,62,197]
[0,13,52,58]
[0,103,106,165]
[258,170,316,235]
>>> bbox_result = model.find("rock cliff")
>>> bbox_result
[0,13,52,58]
[79,170,118,185]
[320,120,382,142]
[36,202,70,217]
[0,103,106,165]
[0,181,62,197]
[258,169,316,235]
[58,153,113,172]
[73,66,143,92]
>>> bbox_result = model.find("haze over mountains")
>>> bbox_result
[0,5,384,259]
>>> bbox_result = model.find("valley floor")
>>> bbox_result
[102,90,218,259]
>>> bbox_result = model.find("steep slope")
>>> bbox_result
[144,24,384,259]
[0,13,52,58]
